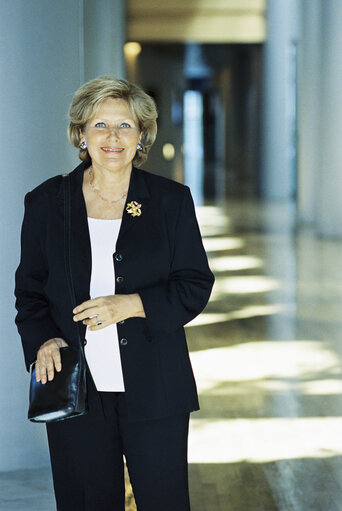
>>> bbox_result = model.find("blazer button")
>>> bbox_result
[120,338,128,346]
[116,276,124,283]
[114,253,123,262]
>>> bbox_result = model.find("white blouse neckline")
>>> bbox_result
[87,217,122,221]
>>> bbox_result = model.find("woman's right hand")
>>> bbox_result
[35,337,69,384]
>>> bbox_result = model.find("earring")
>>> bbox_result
[80,141,87,150]
[137,142,143,151]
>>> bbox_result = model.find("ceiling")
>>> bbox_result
[127,0,266,44]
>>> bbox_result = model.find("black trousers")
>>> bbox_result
[46,390,191,511]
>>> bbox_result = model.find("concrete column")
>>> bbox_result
[261,0,300,199]
[0,0,82,471]
[316,0,342,236]
[297,0,322,225]
[83,0,126,81]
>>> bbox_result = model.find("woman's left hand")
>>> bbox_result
[73,293,145,330]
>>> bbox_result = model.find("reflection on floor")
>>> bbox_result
[187,199,342,511]
[2,199,342,510]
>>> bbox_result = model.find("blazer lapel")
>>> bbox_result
[70,162,92,296]
[58,162,92,319]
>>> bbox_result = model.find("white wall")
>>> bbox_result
[0,0,124,471]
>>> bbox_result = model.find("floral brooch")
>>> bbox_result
[126,201,142,217]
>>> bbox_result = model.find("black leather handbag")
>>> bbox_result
[27,174,88,423]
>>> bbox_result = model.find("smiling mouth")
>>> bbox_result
[101,147,124,153]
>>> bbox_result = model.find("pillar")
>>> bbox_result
[0,0,82,471]
[297,0,321,225]
[83,0,126,81]
[316,0,342,236]
[261,0,300,200]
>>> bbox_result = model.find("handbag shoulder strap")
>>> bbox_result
[62,173,83,351]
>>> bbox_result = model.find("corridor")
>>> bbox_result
[2,199,342,510]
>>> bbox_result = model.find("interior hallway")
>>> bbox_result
[2,199,342,510]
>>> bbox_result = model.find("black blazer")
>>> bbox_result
[15,162,214,421]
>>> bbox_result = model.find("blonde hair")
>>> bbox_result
[68,76,158,167]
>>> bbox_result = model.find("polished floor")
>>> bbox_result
[2,199,342,510]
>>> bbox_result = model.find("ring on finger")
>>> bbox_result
[96,318,102,326]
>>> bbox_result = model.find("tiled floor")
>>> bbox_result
[2,199,342,510]
[0,468,55,511]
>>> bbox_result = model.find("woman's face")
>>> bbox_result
[81,97,141,175]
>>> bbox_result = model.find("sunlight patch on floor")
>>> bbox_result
[209,255,264,272]
[195,205,231,228]
[188,304,286,327]
[199,224,232,237]
[299,378,342,395]
[188,417,342,463]
[211,377,342,395]
[203,236,245,252]
[211,275,280,297]
[190,341,341,393]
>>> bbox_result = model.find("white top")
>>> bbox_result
[85,217,125,392]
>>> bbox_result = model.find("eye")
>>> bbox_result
[119,122,131,128]
[95,122,106,128]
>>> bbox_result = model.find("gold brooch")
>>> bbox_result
[126,201,142,217]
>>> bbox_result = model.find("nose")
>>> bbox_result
[106,126,120,139]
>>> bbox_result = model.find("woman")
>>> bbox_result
[15,76,214,511]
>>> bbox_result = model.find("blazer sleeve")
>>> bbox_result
[14,192,61,371]
[138,186,214,339]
